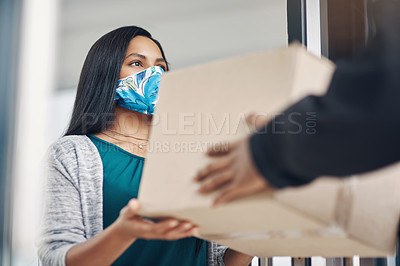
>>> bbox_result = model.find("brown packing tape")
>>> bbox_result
[334,178,357,229]
[275,169,400,255]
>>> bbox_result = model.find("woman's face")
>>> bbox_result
[119,36,167,79]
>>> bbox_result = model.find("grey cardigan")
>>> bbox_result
[37,135,227,266]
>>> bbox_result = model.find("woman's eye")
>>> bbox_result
[130,61,142,67]
[158,65,167,71]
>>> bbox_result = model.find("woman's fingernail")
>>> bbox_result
[169,221,179,227]
[129,200,136,208]
[183,223,192,230]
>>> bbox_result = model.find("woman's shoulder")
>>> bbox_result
[48,135,98,163]
[51,134,93,150]
[47,135,102,183]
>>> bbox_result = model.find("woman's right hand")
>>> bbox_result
[114,199,200,241]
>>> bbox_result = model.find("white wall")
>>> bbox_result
[12,0,58,265]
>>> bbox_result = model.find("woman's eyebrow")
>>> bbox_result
[125,53,165,64]
[155,58,166,63]
[125,53,146,60]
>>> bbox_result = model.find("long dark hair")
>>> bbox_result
[64,26,169,136]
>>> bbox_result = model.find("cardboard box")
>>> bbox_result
[138,43,400,257]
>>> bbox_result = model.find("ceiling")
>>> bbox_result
[57,0,288,90]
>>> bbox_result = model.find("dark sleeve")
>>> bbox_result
[249,0,400,189]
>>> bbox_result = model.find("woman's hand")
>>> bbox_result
[115,199,200,241]
[66,199,198,266]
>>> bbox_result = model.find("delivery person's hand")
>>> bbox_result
[194,137,269,207]
[244,112,270,131]
[194,113,270,206]
[116,199,199,240]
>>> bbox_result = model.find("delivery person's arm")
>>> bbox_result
[250,0,400,188]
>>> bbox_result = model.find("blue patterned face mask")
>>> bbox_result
[115,66,164,115]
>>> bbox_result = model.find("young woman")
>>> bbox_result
[38,26,253,266]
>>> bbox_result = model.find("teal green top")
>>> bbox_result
[88,135,207,266]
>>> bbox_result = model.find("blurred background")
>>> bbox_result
[0,0,381,265]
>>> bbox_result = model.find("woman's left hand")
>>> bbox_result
[115,199,200,241]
